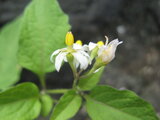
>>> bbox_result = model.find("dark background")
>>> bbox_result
[0,0,160,119]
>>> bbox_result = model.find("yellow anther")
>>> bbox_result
[97,41,104,47]
[76,40,82,46]
[65,32,74,46]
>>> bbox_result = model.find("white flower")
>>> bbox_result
[50,32,90,72]
[97,38,123,64]
[72,43,90,69]
[88,37,122,73]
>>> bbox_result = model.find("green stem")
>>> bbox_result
[69,62,77,79]
[78,69,84,76]
[67,59,79,89]
[72,78,78,89]
[79,59,103,79]
[39,74,46,90]
[80,67,95,79]
[46,89,69,94]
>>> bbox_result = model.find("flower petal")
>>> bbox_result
[98,46,106,56]
[73,43,82,50]
[79,50,90,58]
[50,49,61,63]
[82,44,89,52]
[72,52,89,70]
[73,59,79,68]
[88,42,97,51]
[55,52,67,72]
[108,39,123,47]
[79,50,91,64]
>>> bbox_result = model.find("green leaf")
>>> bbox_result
[78,67,104,90]
[0,82,41,120]
[50,90,82,120]
[40,94,53,117]
[86,85,158,120]
[0,18,22,89]
[18,0,70,75]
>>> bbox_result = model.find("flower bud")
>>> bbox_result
[94,39,123,69]
[100,39,122,63]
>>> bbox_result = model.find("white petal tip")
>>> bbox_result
[119,41,123,44]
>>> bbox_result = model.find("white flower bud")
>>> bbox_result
[98,39,123,64]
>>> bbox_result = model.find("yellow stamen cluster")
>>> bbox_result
[76,40,82,46]
[97,41,104,47]
[65,32,74,46]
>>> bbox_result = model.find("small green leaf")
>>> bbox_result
[50,90,82,120]
[40,94,53,117]
[86,85,158,120]
[0,18,21,89]
[78,67,104,90]
[18,0,70,75]
[0,82,41,120]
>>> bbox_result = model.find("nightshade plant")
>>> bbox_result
[0,0,159,120]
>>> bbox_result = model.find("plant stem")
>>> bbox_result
[80,67,95,79]
[68,62,77,79]
[39,74,46,90]
[78,69,83,76]
[67,60,79,89]
[72,78,78,89]
[46,89,69,94]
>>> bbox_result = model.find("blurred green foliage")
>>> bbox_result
[0,18,21,90]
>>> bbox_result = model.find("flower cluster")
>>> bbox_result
[50,32,122,72]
